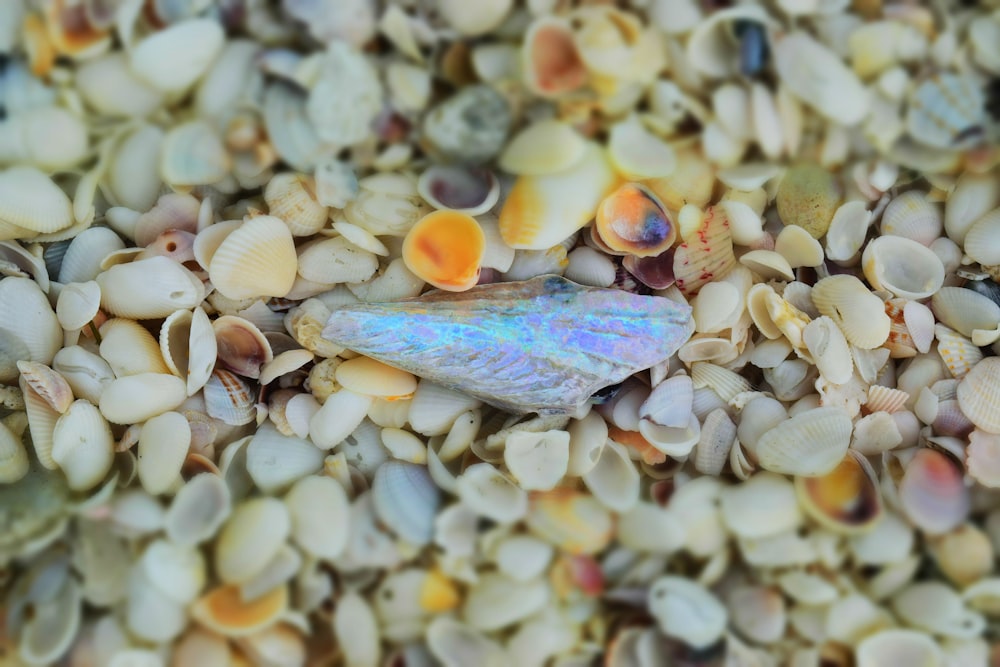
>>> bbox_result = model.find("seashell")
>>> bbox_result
[417,166,499,218]
[136,412,190,496]
[212,316,271,380]
[934,324,983,380]
[159,120,230,187]
[0,277,61,365]
[967,429,1000,488]
[456,463,527,524]
[564,246,616,288]
[165,472,231,547]
[525,488,613,554]
[795,450,881,534]
[648,577,728,650]
[18,577,82,667]
[893,582,985,639]
[774,224,824,268]
[52,399,114,491]
[802,316,853,384]
[502,429,569,491]
[866,385,909,414]
[159,307,217,396]
[242,423,323,496]
[0,167,74,238]
[401,210,485,292]
[99,373,187,425]
[423,84,509,164]
[498,119,586,176]
[686,6,775,79]
[862,235,944,300]
[582,439,640,512]
[883,298,917,358]
[191,584,287,638]
[209,216,297,301]
[595,183,675,258]
[881,190,942,246]
[672,205,736,296]
[774,32,869,125]
[965,208,1000,267]
[720,471,801,540]
[608,117,677,180]
[728,586,786,645]
[16,361,72,414]
[264,172,329,237]
[52,345,114,406]
[756,406,853,477]
[463,573,547,633]
[0,420,28,484]
[824,200,873,263]
[55,280,100,332]
[130,18,225,93]
[521,16,588,98]
[566,410,607,477]
[856,629,944,667]
[371,461,440,546]
[499,143,618,251]
[203,370,256,426]
[322,276,693,415]
[811,275,891,349]
[494,535,554,583]
[898,448,970,536]
[694,409,736,476]
[691,362,749,403]
[215,497,289,587]
[285,475,349,560]
[739,249,794,281]
[97,257,205,320]
[640,374,693,429]
[928,524,994,588]
[264,82,337,173]
[20,379,58,470]
[306,41,382,147]
[945,173,1000,247]
[905,73,986,151]
[297,236,378,287]
[775,163,842,240]
[956,357,1000,434]
[100,318,171,378]
[308,388,372,450]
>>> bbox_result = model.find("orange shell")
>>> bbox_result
[43,0,112,59]
[402,210,485,291]
[192,584,288,637]
[523,17,588,98]
[596,183,675,257]
[795,451,881,534]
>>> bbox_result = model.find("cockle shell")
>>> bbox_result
[905,73,986,151]
[899,448,970,535]
[795,450,881,534]
[957,357,1000,434]
[208,216,298,301]
[521,16,588,98]
[881,190,942,246]
[811,275,891,349]
[774,32,869,126]
[756,407,853,476]
[322,276,693,414]
[672,205,736,296]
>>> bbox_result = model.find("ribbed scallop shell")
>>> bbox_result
[264,172,329,237]
[0,166,74,234]
[690,362,750,403]
[905,73,986,151]
[372,461,441,546]
[21,380,58,470]
[866,385,909,414]
[880,191,942,246]
[693,409,736,476]
[964,208,1000,266]
[934,324,983,380]
[883,298,917,358]
[208,216,298,300]
[59,227,125,283]
[0,277,62,365]
[755,407,853,477]
[673,205,736,296]
[811,275,891,349]
[203,369,257,426]
[97,257,205,320]
[957,357,1000,434]
[16,361,72,413]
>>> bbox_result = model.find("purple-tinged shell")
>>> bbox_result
[623,250,676,290]
[322,275,694,415]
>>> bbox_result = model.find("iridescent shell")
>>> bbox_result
[322,275,694,414]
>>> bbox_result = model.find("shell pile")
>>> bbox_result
[3,0,1000,666]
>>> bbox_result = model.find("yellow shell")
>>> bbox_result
[402,210,485,291]
[596,183,676,257]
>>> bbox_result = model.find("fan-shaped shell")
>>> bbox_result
[756,407,853,477]
[957,357,1000,434]
[372,461,440,546]
[881,190,942,246]
[208,216,297,300]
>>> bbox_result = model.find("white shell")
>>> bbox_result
[297,236,379,285]
[99,373,187,425]
[756,407,853,476]
[333,592,382,667]
[582,439,640,512]
[856,630,944,667]
[503,430,570,491]
[209,216,298,300]
[100,318,171,377]
[862,235,944,300]
[965,207,1000,266]
[130,19,225,93]
[215,497,290,584]
[97,257,205,319]
[285,475,350,560]
[957,357,1000,434]
[456,463,527,524]
[720,472,802,539]
[810,275,891,349]
[774,32,869,125]
[945,173,1000,245]
[881,190,942,246]
[802,316,854,384]
[0,277,62,365]
[52,399,114,490]
[463,573,548,632]
[165,472,232,546]
[893,582,985,638]
[648,577,728,650]
[140,539,206,605]
[640,374,694,428]
[52,345,114,406]
[372,461,440,546]
[60,227,125,283]
[0,166,74,236]
[137,411,191,495]
[566,410,608,477]
[825,200,873,262]
[309,389,373,450]
[246,422,325,493]
[0,419,28,483]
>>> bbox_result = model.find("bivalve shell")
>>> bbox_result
[209,216,298,300]
[905,73,986,151]
[525,488,613,554]
[521,16,588,98]
[0,277,62,365]
[100,318,170,377]
[264,172,329,237]
[856,629,944,667]
[191,584,287,638]
[402,210,485,292]
[137,412,191,495]
[595,183,675,257]
[246,423,325,493]
[899,448,970,535]
[673,205,736,296]
[811,275,891,349]
[0,166,74,236]
[498,119,586,176]
[130,18,225,93]
[284,475,349,560]
[97,257,205,319]
[99,373,187,424]
[649,577,727,650]
[795,450,881,534]
[503,430,570,491]
[52,399,114,491]
[416,166,499,217]
[202,369,257,426]
[372,461,440,546]
[773,32,869,125]
[957,357,1000,434]
[935,324,983,380]
[0,420,28,484]
[756,407,853,476]
[862,235,944,300]
[165,472,232,546]
[215,497,290,585]
[881,190,942,246]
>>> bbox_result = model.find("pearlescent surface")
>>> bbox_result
[323,275,694,414]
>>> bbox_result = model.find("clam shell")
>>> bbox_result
[216,497,290,585]
[802,315,854,385]
[672,205,735,296]
[956,357,1000,434]
[284,475,349,560]
[21,381,58,470]
[332,592,381,667]
[499,143,618,251]
[856,630,944,667]
[775,163,842,239]
[16,361,72,413]
[0,420,28,484]
[0,277,62,365]
[521,16,588,98]
[98,256,205,320]
[52,345,114,405]
[564,246,616,288]
[59,227,125,283]
[595,183,675,257]
[100,318,171,377]
[905,73,986,151]
[774,224,824,268]
[756,406,853,476]
[686,6,775,79]
[308,388,372,450]
[0,166,74,236]
[503,429,570,491]
[416,166,499,218]
[862,235,944,300]
[899,448,970,535]
[774,32,869,125]
[322,276,694,415]
[18,578,81,666]
[297,235,379,285]
[945,173,1000,246]
[137,411,191,495]
[795,450,881,534]
[893,582,985,639]
[640,374,694,428]
[934,324,983,380]
[463,573,548,633]
[264,172,329,237]
[456,463,527,524]
[649,577,727,651]
[881,190,942,246]
[99,373,187,425]
[52,399,114,491]
[402,210,485,292]
[525,488,613,554]
[811,275,891,349]
[159,120,230,187]
[209,216,297,301]
[499,119,586,176]
[213,316,272,380]
[965,208,1000,266]
[160,307,217,395]
[582,439,640,512]
[203,369,257,426]
[608,118,677,180]
[191,584,287,638]
[55,280,101,331]
[720,471,802,539]
[739,249,794,281]
[825,200,873,262]
[165,472,232,546]
[130,18,225,93]
[372,461,440,546]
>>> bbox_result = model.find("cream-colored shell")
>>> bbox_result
[137,411,191,495]
[957,357,1000,434]
[862,235,944,300]
[811,275,891,349]
[52,399,114,491]
[215,497,290,585]
[209,216,298,300]
[97,256,205,319]
[99,373,187,425]
[756,407,853,476]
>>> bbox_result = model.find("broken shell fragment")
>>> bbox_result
[402,210,485,292]
[595,183,676,257]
